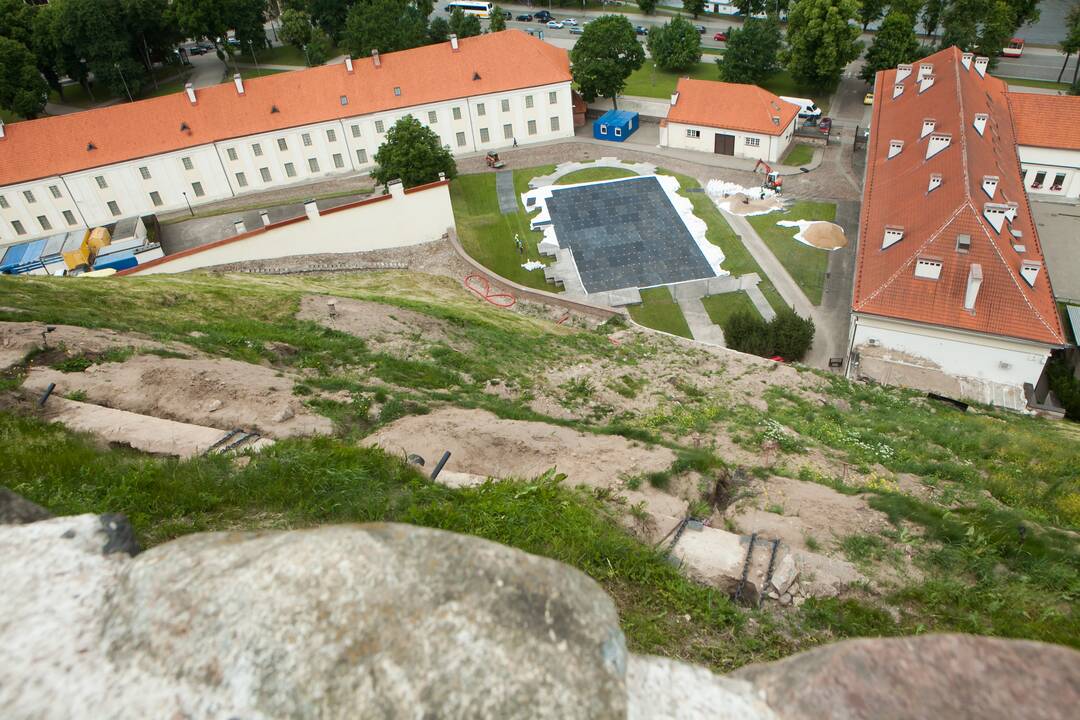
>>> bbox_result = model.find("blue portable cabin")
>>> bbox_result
[593,110,638,142]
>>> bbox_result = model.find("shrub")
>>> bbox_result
[1046,356,1080,420]
[722,308,815,362]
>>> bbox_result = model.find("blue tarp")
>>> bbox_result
[94,250,137,272]
[0,243,29,272]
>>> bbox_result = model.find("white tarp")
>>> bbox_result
[705,179,782,216]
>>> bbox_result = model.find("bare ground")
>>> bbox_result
[1,322,197,371]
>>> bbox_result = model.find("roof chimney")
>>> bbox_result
[928,173,942,193]
[921,118,936,138]
[304,199,320,221]
[919,73,935,93]
[895,63,912,82]
[964,263,983,310]
[259,210,271,227]
[982,175,999,199]
[345,56,354,73]
[450,34,459,51]
[185,83,197,105]
[233,74,244,95]
[926,133,951,159]
[233,219,246,234]
[670,91,679,106]
[888,139,904,159]
[961,52,974,70]
[973,113,988,136]
[371,49,381,68]
[974,57,989,77]
[0,118,5,139]
[893,83,904,99]
[1020,259,1042,287]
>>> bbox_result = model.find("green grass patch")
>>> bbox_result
[623,61,718,98]
[555,167,640,185]
[627,286,693,338]
[1001,77,1070,92]
[701,290,763,325]
[747,201,834,305]
[247,43,340,67]
[782,143,815,167]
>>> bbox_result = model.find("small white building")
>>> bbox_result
[0,30,575,244]
[659,78,799,163]
[1007,92,1080,201]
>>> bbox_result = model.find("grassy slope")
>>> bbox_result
[555,168,639,185]
[782,143,815,167]
[747,201,834,305]
[627,286,693,338]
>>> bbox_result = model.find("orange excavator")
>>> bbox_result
[753,160,783,194]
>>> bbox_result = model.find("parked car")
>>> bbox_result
[569,26,584,34]
[635,25,648,35]
[534,10,553,21]
[817,117,833,134]
[713,31,727,41]
[564,18,578,26]
[188,45,208,55]
[516,13,533,20]
[863,92,874,105]
[547,20,564,29]
[502,10,512,19]
[695,24,706,33]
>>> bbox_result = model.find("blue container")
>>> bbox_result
[93,250,138,272]
[593,110,638,142]
[0,243,30,273]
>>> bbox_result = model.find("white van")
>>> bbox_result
[780,96,822,121]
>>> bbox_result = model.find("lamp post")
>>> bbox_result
[114,63,134,103]
[248,39,261,76]
[302,43,311,67]
[80,57,95,102]
[182,191,194,217]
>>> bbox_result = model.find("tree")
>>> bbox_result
[722,311,774,357]
[683,0,707,18]
[172,0,267,65]
[940,0,1015,61]
[646,18,702,72]
[53,0,150,98]
[284,0,354,41]
[921,0,947,38]
[279,7,314,48]
[769,308,815,361]
[857,0,888,29]
[372,115,457,188]
[1059,3,1080,84]
[860,11,921,84]
[343,0,428,58]
[490,5,506,31]
[637,0,658,14]
[448,8,481,38]
[783,0,862,89]
[570,15,645,108]
[715,16,782,84]
[0,36,49,118]
[428,16,450,43]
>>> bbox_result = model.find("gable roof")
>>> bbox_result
[666,78,799,136]
[0,30,570,187]
[1006,92,1080,151]
[854,47,1065,347]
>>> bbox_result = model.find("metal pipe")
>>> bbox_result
[38,383,56,407]
[430,451,451,480]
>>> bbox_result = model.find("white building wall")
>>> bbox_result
[662,120,793,163]
[1018,145,1080,201]
[0,176,82,243]
[847,313,1055,410]
[216,119,352,197]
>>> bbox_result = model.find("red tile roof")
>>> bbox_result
[1006,92,1080,150]
[666,78,799,136]
[0,31,570,186]
[854,47,1065,346]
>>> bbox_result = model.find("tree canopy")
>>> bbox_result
[0,36,49,119]
[646,18,702,73]
[372,115,458,188]
[489,6,507,32]
[722,307,815,361]
[569,15,645,108]
[715,16,783,85]
[860,10,921,84]
[343,0,428,58]
[683,0,707,18]
[448,8,482,38]
[940,0,1019,61]
[637,0,658,15]
[783,0,863,89]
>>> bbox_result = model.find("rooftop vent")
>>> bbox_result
[883,225,904,249]
[180,122,191,134]
[919,73,936,93]
[961,52,974,70]
[340,95,348,106]
[921,118,936,138]
[926,133,951,159]
[982,175,999,199]
[670,91,679,106]
[372,49,381,68]
[271,104,279,113]
[928,173,943,193]
[87,142,96,151]
[233,74,244,95]
[957,233,971,252]
[974,56,989,77]
[450,34,459,51]
[964,263,983,310]
[893,83,904,99]
[772,115,780,126]
[0,119,5,140]
[473,71,481,81]
[185,83,197,105]
[1020,259,1041,287]
[895,63,912,82]
[973,113,988,136]
[393,86,401,96]
[888,139,904,159]
[345,56,354,73]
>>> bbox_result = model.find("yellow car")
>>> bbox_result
[864,92,874,105]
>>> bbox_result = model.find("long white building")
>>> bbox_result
[0,30,575,243]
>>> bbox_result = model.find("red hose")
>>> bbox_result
[464,274,516,308]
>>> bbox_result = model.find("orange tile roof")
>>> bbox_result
[0,31,570,186]
[854,47,1065,346]
[666,78,799,136]
[1006,92,1080,150]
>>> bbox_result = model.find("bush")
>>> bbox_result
[1046,356,1080,420]
[722,308,815,362]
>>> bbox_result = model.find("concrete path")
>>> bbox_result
[677,293,726,346]
[495,171,518,214]
[721,210,815,320]
[528,156,657,187]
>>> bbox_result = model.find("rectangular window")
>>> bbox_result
[527,120,537,136]
[107,200,121,217]
[235,172,248,188]
[326,128,336,142]
[277,138,288,151]
[260,167,272,182]
[308,157,320,173]
[1052,173,1067,191]
[49,185,62,199]
[525,95,534,109]
[227,148,238,161]
[12,220,25,235]
[302,133,312,147]
[95,176,107,189]
[351,124,361,138]
[0,195,7,209]
[477,103,485,117]
[549,91,557,104]
[1031,171,1046,189]
[23,190,35,203]
[479,127,490,143]
[252,143,263,157]
[356,149,368,164]
[550,116,560,132]
[428,110,437,124]
[456,131,466,147]
[149,191,163,207]
[191,181,204,197]
[686,129,700,139]
[745,137,761,147]
[333,153,344,169]
[285,162,296,177]
[375,120,385,133]
[182,157,193,171]
[62,210,77,225]
[38,215,52,231]
[501,99,510,112]
[453,106,462,120]
[503,123,513,139]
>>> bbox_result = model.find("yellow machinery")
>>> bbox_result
[62,227,113,271]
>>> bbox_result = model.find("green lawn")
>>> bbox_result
[782,143,815,167]
[1002,77,1071,92]
[248,43,340,67]
[747,201,835,305]
[623,63,830,113]
[0,109,19,123]
[450,166,559,292]
[234,66,294,80]
[555,167,639,185]
[627,286,693,338]
[701,290,763,325]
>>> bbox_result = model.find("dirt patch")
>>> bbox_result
[297,294,466,358]
[719,192,785,216]
[802,221,847,250]
[1,322,194,371]
[21,355,332,438]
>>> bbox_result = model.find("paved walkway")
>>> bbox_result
[528,156,657,187]
[495,171,517,214]
[677,294,726,346]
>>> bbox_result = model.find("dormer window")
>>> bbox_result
[893,83,904,99]
[895,63,912,82]
[919,73,936,93]
[921,119,936,138]
[928,173,942,193]
[914,257,943,280]
[888,139,904,159]
[983,203,1010,232]
[973,113,988,136]
[982,175,999,199]
[926,133,951,159]
[1020,260,1041,286]
[883,225,904,249]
